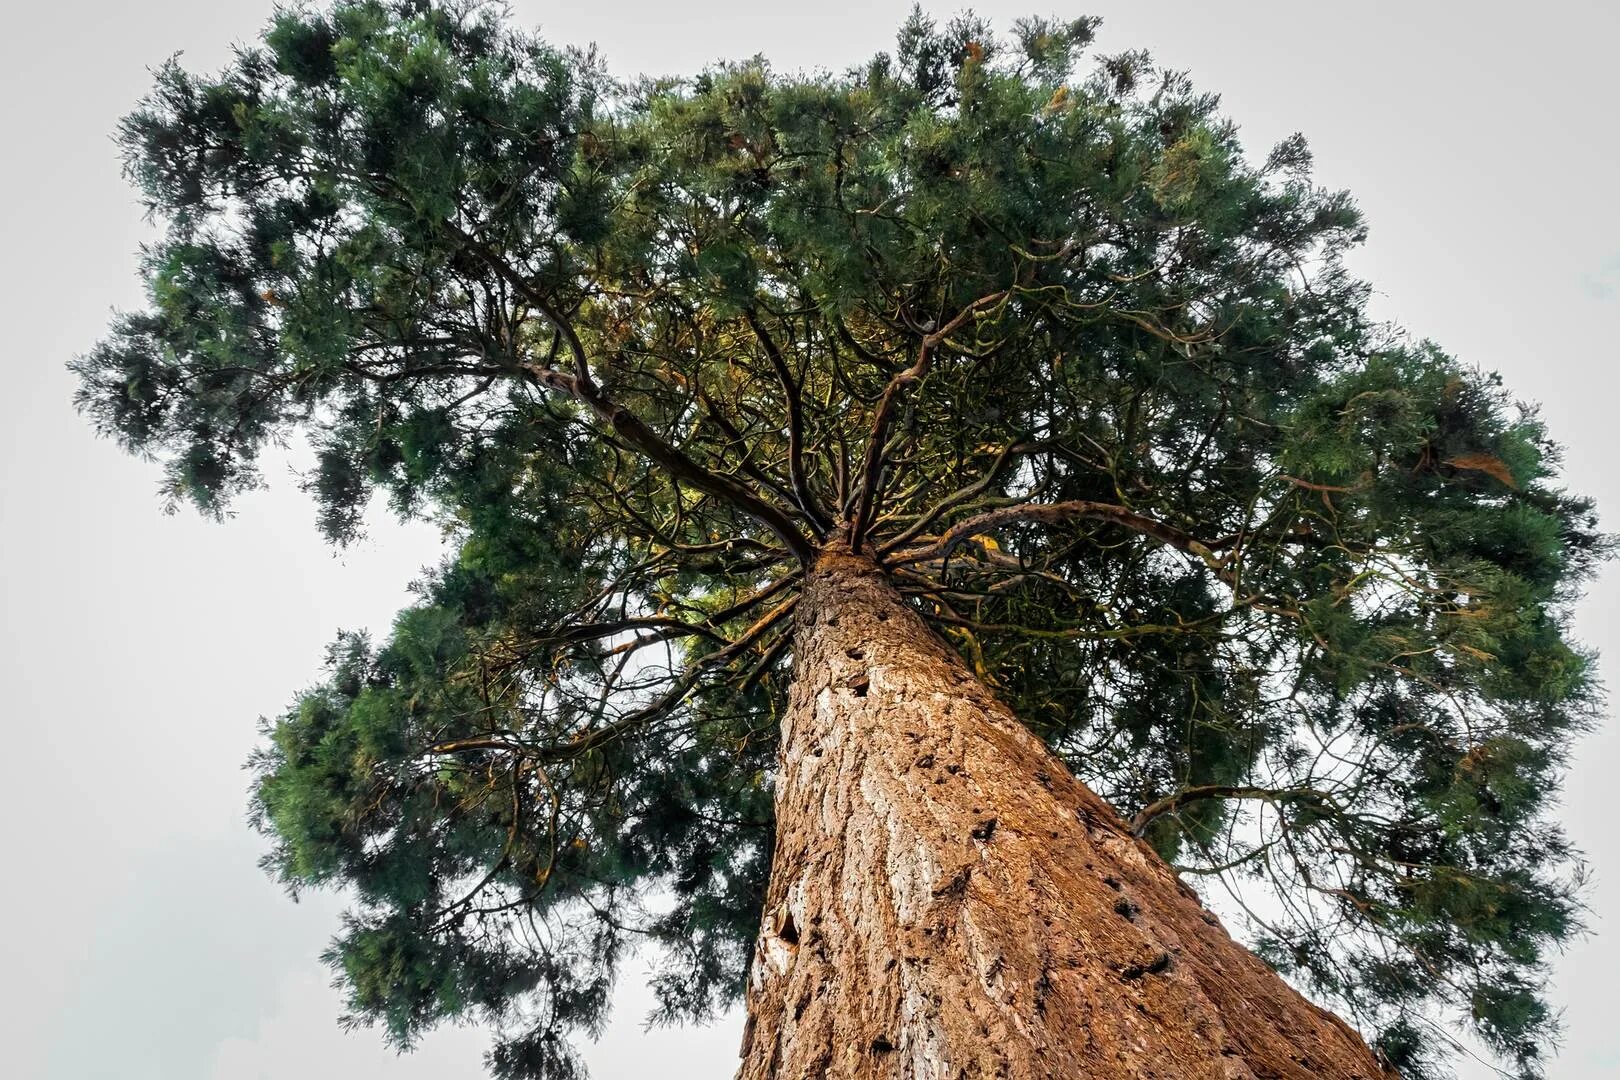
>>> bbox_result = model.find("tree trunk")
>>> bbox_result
[737,548,1390,1079]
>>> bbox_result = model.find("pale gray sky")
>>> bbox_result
[3,2,1616,1078]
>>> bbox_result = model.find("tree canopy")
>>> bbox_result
[75,3,1606,1077]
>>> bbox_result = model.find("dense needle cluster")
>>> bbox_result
[75,2,1605,1077]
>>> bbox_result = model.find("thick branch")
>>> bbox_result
[567,371,815,562]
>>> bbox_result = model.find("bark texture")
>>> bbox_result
[737,549,1390,1080]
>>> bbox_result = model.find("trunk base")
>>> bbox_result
[738,550,1387,1080]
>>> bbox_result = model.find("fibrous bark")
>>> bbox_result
[738,549,1390,1079]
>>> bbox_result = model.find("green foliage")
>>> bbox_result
[78,3,1605,1076]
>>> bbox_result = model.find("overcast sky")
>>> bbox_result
[2,2,1616,1077]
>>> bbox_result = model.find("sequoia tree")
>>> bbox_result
[75,3,1604,1078]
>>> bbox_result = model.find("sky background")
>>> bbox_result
[3,1,1617,1077]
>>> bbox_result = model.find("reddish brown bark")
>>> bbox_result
[737,549,1390,1079]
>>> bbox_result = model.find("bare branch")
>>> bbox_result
[891,499,1230,579]
[1131,785,1336,837]
[848,289,1011,552]
[746,308,833,536]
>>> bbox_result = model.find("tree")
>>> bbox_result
[74,2,1606,1077]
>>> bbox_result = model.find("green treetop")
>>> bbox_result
[75,3,1606,1077]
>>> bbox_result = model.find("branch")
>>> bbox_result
[1131,785,1335,837]
[441,220,814,560]
[847,289,1010,552]
[554,615,732,645]
[687,378,811,527]
[891,499,1230,579]
[877,439,1035,555]
[440,219,596,389]
[746,309,832,536]
[566,369,815,562]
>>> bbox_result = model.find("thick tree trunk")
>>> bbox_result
[737,548,1389,1079]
